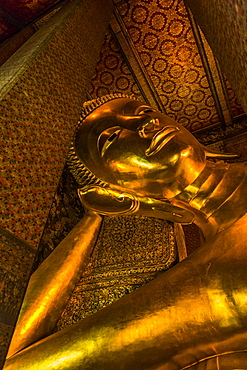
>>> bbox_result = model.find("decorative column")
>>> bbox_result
[0,0,113,366]
[184,0,247,113]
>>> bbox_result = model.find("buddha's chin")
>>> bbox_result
[103,149,206,199]
[109,176,186,201]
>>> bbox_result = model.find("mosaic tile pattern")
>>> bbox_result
[0,226,36,364]
[225,133,247,163]
[33,164,84,271]
[0,0,112,247]
[0,227,35,283]
[182,223,201,256]
[57,215,176,330]
[0,322,14,369]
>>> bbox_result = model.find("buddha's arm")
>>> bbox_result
[7,211,102,359]
[4,214,247,370]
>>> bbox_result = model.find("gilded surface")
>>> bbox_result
[6,212,103,358]
[4,96,247,369]
[1,0,246,366]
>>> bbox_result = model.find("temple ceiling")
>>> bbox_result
[0,0,246,134]
[89,0,245,134]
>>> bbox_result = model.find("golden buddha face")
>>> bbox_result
[75,97,206,199]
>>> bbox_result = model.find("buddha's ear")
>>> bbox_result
[78,185,139,216]
[78,185,194,224]
[202,145,240,160]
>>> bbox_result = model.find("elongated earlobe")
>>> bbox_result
[78,186,140,216]
[203,145,240,160]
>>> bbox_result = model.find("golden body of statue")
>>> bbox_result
[4,94,247,369]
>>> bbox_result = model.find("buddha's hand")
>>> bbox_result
[78,185,194,224]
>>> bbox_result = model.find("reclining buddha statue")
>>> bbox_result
[4,93,247,369]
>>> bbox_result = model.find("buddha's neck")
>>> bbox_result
[171,161,247,242]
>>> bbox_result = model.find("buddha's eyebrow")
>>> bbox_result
[121,102,151,115]
[134,105,156,114]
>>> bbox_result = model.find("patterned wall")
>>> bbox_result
[1,0,112,247]
[0,227,36,363]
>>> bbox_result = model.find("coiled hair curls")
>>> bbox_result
[67,93,138,188]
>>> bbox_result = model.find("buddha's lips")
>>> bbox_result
[145,126,179,157]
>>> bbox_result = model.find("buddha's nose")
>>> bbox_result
[137,118,160,138]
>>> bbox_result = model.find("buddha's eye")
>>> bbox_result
[99,128,122,157]
[108,132,118,142]
[143,109,155,113]
[137,107,156,115]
